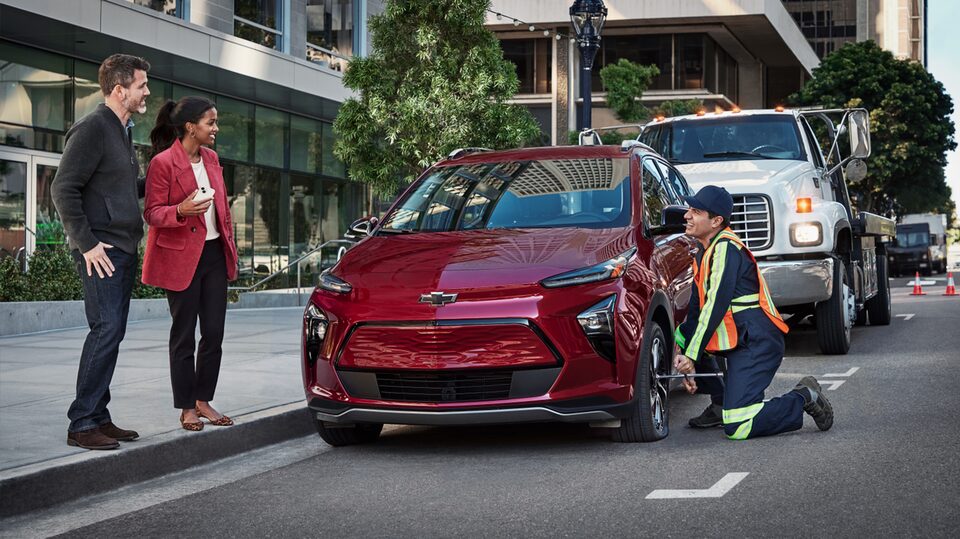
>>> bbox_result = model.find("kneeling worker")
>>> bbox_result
[673,185,834,440]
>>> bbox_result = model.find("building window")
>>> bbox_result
[124,0,184,18]
[235,0,284,51]
[675,34,704,90]
[216,97,255,163]
[590,34,672,92]
[306,0,353,71]
[717,46,738,104]
[502,38,552,94]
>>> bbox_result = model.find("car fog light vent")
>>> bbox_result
[578,295,617,362]
[304,304,328,365]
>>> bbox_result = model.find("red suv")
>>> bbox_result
[302,143,698,445]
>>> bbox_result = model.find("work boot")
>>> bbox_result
[688,403,723,428]
[794,376,834,431]
[67,428,120,450]
[99,422,139,442]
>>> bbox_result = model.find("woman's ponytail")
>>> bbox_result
[149,100,178,159]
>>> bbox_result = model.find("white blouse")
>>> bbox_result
[191,160,220,241]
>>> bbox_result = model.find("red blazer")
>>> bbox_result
[142,139,239,291]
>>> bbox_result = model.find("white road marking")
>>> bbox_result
[646,472,749,499]
[907,279,938,286]
[823,367,860,378]
[895,314,915,321]
[820,380,846,391]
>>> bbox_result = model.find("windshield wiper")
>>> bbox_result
[702,151,775,159]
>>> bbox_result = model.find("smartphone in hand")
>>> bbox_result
[193,186,215,203]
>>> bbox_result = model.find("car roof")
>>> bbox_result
[437,144,658,167]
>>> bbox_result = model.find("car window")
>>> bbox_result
[639,125,659,148]
[379,158,632,233]
[654,159,692,202]
[641,158,672,231]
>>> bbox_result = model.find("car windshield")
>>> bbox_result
[379,158,632,233]
[896,231,929,247]
[663,115,804,163]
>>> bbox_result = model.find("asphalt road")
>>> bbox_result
[6,276,959,538]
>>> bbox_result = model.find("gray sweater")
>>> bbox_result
[51,104,145,255]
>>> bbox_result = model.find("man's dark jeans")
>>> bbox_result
[67,248,136,433]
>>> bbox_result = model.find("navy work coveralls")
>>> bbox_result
[675,233,805,440]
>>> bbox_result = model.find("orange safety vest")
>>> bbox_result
[692,228,789,353]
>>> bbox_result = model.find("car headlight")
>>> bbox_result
[318,271,352,294]
[577,295,617,362]
[541,247,637,289]
[789,222,822,247]
[304,303,328,365]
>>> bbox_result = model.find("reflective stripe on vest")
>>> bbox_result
[691,229,789,354]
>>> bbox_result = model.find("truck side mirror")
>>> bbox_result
[346,216,378,239]
[848,109,871,159]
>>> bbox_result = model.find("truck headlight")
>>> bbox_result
[790,222,822,247]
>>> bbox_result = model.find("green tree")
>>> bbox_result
[653,99,704,118]
[333,0,541,195]
[599,59,660,123]
[789,41,956,215]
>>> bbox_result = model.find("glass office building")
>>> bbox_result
[0,0,375,282]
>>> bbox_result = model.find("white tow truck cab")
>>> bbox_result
[636,108,895,354]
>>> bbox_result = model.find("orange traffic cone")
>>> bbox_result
[910,271,926,296]
[945,272,958,296]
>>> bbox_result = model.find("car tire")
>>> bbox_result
[866,247,892,326]
[313,418,383,447]
[815,258,853,355]
[612,323,670,443]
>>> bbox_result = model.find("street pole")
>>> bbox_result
[570,0,607,132]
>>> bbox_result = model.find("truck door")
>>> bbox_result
[799,116,831,200]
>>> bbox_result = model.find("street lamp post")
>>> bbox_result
[570,0,607,132]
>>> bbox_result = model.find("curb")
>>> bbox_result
[0,403,314,519]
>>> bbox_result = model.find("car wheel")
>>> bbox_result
[612,323,670,443]
[815,258,853,355]
[866,246,892,326]
[313,417,383,447]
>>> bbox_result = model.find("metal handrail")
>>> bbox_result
[228,239,355,302]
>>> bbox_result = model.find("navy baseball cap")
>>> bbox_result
[683,185,733,220]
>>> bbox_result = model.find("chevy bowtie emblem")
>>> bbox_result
[419,291,458,306]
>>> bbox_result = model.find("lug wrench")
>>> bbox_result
[656,373,724,380]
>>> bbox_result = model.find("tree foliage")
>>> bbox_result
[333,0,541,195]
[599,59,659,123]
[653,99,704,118]
[789,41,956,217]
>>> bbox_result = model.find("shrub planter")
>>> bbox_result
[0,299,170,336]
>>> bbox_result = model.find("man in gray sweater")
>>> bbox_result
[51,54,151,450]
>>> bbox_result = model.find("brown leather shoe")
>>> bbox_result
[99,422,139,441]
[67,428,119,450]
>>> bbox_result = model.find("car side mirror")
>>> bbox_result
[649,205,687,235]
[345,216,378,239]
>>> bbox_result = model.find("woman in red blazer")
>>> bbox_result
[142,96,239,431]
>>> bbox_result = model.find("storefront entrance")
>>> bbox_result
[0,147,61,268]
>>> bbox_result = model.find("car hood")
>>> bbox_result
[677,159,811,192]
[334,227,634,292]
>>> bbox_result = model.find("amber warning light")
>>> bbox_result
[796,197,813,213]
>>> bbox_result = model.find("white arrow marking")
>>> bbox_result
[895,314,915,321]
[646,472,749,499]
[823,367,860,378]
[819,380,845,391]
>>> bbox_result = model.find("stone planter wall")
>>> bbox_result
[0,299,170,336]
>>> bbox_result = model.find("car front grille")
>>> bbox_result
[730,195,772,250]
[376,371,513,403]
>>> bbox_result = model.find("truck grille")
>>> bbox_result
[730,195,772,250]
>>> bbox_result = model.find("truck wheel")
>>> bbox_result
[816,259,853,355]
[866,248,892,326]
[612,323,670,443]
[313,417,383,447]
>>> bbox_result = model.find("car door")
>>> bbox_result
[641,157,695,317]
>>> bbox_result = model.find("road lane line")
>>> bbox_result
[819,380,845,391]
[646,472,749,499]
[895,314,915,321]
[823,367,860,377]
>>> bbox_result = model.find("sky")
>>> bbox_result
[928,0,960,215]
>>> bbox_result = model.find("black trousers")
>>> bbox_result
[166,240,227,409]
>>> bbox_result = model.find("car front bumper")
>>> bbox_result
[758,258,834,306]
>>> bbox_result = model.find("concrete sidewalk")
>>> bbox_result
[0,307,314,518]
